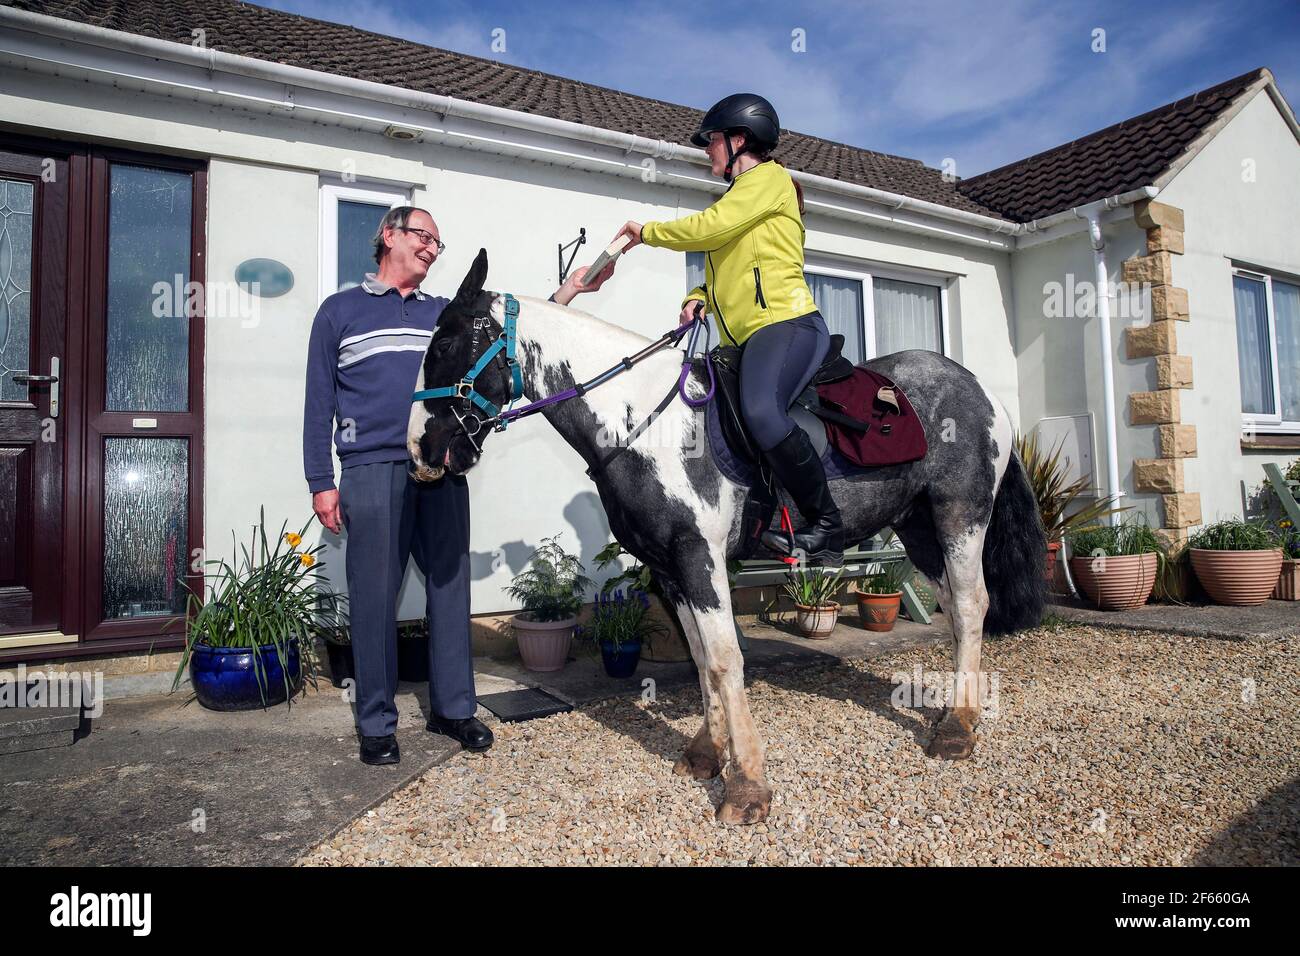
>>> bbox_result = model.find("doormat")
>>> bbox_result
[477,688,573,723]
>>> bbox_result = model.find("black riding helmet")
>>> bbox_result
[691,93,781,181]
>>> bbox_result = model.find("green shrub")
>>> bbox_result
[506,534,593,622]
[1014,430,1129,541]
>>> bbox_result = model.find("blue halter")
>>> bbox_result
[411,292,523,418]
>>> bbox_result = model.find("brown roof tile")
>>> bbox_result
[3,1,1276,225]
[956,67,1269,221]
[3,0,1007,218]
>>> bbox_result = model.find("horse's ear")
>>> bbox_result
[453,248,489,305]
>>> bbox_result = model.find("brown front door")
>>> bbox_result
[0,148,68,637]
[0,135,205,660]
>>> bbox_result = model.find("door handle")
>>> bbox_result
[14,356,59,417]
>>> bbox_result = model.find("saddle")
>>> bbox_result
[710,333,926,470]
[707,333,927,557]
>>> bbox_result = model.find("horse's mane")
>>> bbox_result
[509,293,659,351]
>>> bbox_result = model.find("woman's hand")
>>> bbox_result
[680,299,706,324]
[613,221,643,249]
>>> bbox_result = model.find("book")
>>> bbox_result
[582,234,630,285]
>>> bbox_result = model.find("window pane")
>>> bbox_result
[103,438,189,620]
[1233,275,1274,415]
[685,251,705,292]
[805,272,865,362]
[0,178,33,402]
[874,277,941,354]
[1274,280,1300,422]
[105,165,192,411]
[336,201,388,292]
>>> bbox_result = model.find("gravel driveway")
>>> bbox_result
[300,623,1299,866]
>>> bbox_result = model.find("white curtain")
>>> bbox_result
[1274,279,1300,422]
[804,272,864,362]
[1233,275,1274,415]
[873,277,942,354]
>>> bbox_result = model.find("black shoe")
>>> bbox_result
[427,714,494,753]
[359,734,400,766]
[759,427,845,565]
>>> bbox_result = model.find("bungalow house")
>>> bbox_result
[1,0,1297,667]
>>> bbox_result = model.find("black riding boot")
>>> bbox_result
[759,427,845,565]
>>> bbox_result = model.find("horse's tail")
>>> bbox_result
[981,451,1047,635]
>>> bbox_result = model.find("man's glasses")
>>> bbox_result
[401,227,446,253]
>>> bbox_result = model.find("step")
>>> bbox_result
[0,704,80,755]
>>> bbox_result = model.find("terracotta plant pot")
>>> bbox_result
[1045,541,1061,584]
[512,613,576,672]
[1190,549,1284,607]
[794,602,839,639]
[1273,558,1300,601]
[856,590,902,632]
[1069,553,1158,611]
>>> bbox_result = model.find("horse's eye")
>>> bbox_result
[435,339,453,355]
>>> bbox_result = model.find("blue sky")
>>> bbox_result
[261,0,1299,177]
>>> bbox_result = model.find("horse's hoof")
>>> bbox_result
[716,777,772,826]
[673,749,723,780]
[926,708,978,761]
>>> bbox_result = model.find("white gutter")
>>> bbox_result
[1070,187,1160,518]
[0,6,1018,249]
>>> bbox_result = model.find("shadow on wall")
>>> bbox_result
[468,490,614,585]
[318,490,617,616]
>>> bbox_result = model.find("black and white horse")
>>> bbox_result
[409,251,1045,825]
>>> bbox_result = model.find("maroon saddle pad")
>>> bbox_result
[814,368,927,467]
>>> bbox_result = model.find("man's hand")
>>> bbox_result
[313,489,342,534]
[552,260,616,306]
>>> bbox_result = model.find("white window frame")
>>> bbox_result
[684,252,952,360]
[803,254,951,360]
[1234,266,1299,433]
[318,179,409,304]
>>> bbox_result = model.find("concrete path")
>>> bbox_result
[0,680,461,866]
[1048,596,1299,640]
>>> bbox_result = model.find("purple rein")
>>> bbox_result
[676,313,716,408]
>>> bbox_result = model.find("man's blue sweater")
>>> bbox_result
[303,275,449,493]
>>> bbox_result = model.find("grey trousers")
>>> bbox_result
[339,461,475,737]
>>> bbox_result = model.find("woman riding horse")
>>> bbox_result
[613,93,843,564]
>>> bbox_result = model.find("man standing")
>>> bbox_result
[304,206,609,765]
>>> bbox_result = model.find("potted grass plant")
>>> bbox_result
[576,587,665,679]
[1271,520,1299,601]
[1015,431,1128,582]
[172,509,343,711]
[782,566,845,639]
[1188,519,1283,606]
[1066,519,1163,610]
[506,534,593,672]
[852,553,910,632]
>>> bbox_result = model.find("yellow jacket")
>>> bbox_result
[641,160,817,346]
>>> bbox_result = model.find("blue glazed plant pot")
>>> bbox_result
[190,638,301,711]
[599,640,641,679]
